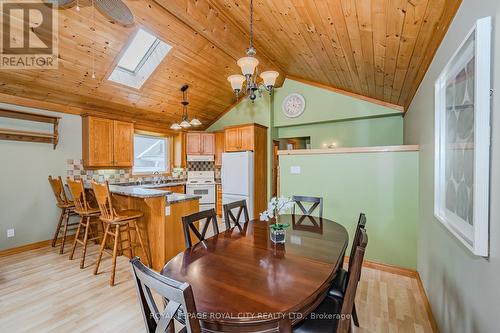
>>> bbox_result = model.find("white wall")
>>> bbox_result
[404,1,500,332]
[0,103,82,250]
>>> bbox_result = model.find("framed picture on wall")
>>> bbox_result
[434,16,491,257]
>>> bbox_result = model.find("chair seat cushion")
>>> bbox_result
[328,268,348,300]
[293,295,341,333]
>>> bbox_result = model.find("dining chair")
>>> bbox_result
[293,228,368,333]
[181,209,219,248]
[292,195,323,218]
[48,176,78,254]
[130,257,201,333]
[92,181,150,286]
[328,213,367,327]
[66,178,102,269]
[223,200,249,230]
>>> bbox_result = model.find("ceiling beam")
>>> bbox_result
[153,0,285,86]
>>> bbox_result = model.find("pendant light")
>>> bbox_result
[227,0,279,101]
[170,85,201,130]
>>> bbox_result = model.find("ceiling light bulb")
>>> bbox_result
[237,56,259,76]
[170,123,181,130]
[190,118,202,126]
[227,74,246,91]
[180,120,191,128]
[260,71,279,88]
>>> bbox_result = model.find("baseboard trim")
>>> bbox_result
[343,257,439,333]
[343,256,418,278]
[0,235,75,258]
[416,272,440,333]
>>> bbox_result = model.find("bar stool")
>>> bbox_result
[48,176,78,254]
[91,181,150,286]
[66,178,102,269]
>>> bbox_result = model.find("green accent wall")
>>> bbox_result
[277,116,403,149]
[208,94,271,131]
[280,151,418,269]
[273,79,402,127]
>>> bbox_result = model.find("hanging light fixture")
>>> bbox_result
[170,85,201,130]
[227,0,279,102]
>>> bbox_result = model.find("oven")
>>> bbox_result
[186,184,215,211]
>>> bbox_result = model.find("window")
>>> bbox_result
[133,134,169,174]
[108,28,172,89]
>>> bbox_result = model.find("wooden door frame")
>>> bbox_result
[272,140,280,197]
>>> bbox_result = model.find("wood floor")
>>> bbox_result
[0,244,434,333]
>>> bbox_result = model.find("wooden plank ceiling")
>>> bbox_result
[0,0,461,129]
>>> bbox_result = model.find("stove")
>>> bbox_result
[186,171,215,211]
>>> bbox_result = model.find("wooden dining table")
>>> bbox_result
[161,214,349,333]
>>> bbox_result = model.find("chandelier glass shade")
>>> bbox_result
[227,0,279,101]
[170,85,201,130]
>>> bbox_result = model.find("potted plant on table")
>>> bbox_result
[260,196,294,244]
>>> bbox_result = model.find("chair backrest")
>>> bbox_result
[292,195,323,218]
[66,178,90,213]
[348,213,367,273]
[130,257,201,333]
[48,176,71,207]
[223,200,249,230]
[338,228,368,333]
[181,209,219,248]
[91,181,115,220]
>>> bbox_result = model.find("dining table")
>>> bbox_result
[161,214,349,333]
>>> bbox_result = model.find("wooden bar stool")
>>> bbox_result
[66,178,102,269]
[48,176,78,254]
[91,181,150,286]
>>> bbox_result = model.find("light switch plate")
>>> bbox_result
[290,166,301,174]
[165,207,171,216]
[7,228,14,238]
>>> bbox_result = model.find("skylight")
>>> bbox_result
[117,29,158,73]
[108,28,172,89]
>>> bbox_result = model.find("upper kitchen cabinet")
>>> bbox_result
[214,131,224,165]
[224,124,265,152]
[186,132,215,155]
[82,116,134,168]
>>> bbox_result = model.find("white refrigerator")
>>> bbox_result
[221,151,254,220]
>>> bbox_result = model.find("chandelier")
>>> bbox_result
[227,0,279,101]
[170,85,201,130]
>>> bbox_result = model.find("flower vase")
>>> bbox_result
[270,214,286,244]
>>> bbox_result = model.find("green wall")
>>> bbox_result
[404,0,500,331]
[273,79,402,127]
[208,94,271,131]
[277,116,403,148]
[280,151,418,269]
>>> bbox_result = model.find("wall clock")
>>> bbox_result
[282,93,305,118]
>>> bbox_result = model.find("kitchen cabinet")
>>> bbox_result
[186,132,215,155]
[214,131,224,165]
[216,184,222,217]
[224,124,257,152]
[82,116,134,168]
[157,185,185,194]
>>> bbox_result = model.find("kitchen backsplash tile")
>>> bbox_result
[187,161,215,171]
[66,159,187,184]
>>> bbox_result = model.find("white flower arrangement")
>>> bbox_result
[260,196,294,223]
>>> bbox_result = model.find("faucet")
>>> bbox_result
[153,171,161,185]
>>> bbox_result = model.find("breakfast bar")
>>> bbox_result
[90,184,200,271]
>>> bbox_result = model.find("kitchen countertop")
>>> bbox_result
[82,183,200,203]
